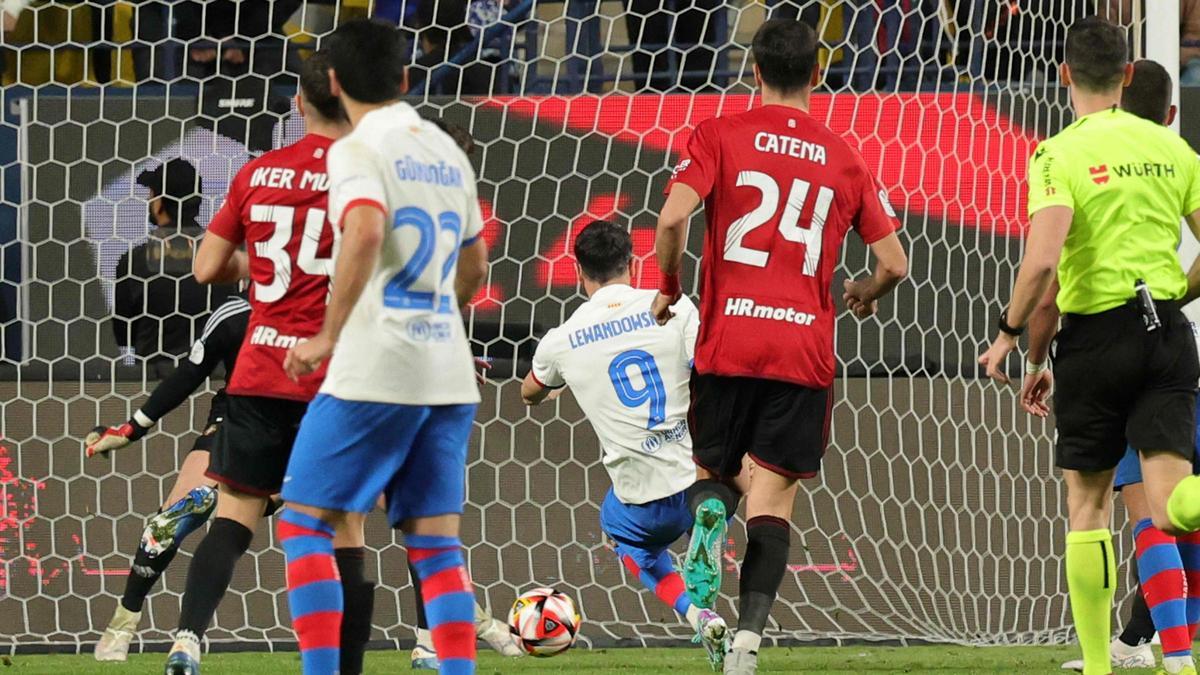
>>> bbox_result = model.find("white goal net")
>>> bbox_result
[0,0,1152,654]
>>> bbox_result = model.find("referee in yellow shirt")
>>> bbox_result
[980,16,1200,675]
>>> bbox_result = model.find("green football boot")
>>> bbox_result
[683,497,727,609]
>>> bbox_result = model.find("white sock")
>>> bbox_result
[685,604,703,631]
[415,627,434,650]
[1163,655,1196,674]
[732,630,762,653]
[171,630,201,662]
[474,602,487,624]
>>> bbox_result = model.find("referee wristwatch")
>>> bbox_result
[998,310,1024,337]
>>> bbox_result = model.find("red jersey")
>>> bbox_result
[667,105,899,389]
[207,134,336,401]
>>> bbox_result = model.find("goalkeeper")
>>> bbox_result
[88,294,251,662]
[1054,58,1200,673]
[980,18,1200,675]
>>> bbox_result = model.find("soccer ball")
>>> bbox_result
[507,587,581,657]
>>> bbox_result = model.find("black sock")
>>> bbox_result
[336,547,374,675]
[261,496,284,518]
[1120,581,1156,647]
[687,478,740,517]
[120,532,179,613]
[176,518,253,638]
[737,515,790,640]
[409,561,428,630]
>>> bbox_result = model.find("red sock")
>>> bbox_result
[279,510,343,673]
[1134,519,1191,658]
[1178,529,1200,641]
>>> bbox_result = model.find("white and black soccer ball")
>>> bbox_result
[507,587,581,657]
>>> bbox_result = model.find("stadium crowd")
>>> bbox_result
[3,0,1171,94]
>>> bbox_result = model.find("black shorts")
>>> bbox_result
[689,371,832,480]
[190,392,227,453]
[205,394,308,497]
[1053,301,1199,472]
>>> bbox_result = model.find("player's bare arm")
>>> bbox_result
[1019,278,1059,418]
[521,372,549,405]
[193,230,249,284]
[1183,208,1200,303]
[652,183,701,324]
[455,238,489,308]
[842,232,908,318]
[284,204,385,380]
[979,205,1072,384]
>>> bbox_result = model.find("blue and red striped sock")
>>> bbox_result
[279,510,343,674]
[618,547,692,616]
[407,534,476,675]
[1134,518,1191,659]
[1178,529,1200,640]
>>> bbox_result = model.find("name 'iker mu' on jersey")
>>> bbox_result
[531,285,698,505]
[322,102,484,406]
[207,133,336,401]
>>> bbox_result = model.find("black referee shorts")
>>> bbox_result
[1053,301,1199,472]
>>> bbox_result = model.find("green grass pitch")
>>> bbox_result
[0,645,1172,674]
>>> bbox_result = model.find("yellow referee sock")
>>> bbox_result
[1168,475,1200,533]
[1065,529,1117,675]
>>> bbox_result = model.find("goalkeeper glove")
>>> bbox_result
[85,413,153,457]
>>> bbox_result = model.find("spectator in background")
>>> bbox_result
[174,0,301,79]
[621,0,720,91]
[846,0,904,90]
[1,0,23,32]
[407,0,506,94]
[1102,0,1200,84]
[113,159,235,378]
[0,0,20,112]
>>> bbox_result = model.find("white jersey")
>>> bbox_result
[322,102,483,405]
[531,284,698,504]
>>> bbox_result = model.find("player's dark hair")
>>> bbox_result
[325,19,408,104]
[429,118,476,156]
[751,19,818,94]
[1065,16,1128,92]
[166,195,200,226]
[574,220,633,283]
[299,50,345,123]
[1122,59,1172,125]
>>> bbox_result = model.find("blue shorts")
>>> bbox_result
[282,394,477,528]
[1114,400,1200,490]
[599,488,693,570]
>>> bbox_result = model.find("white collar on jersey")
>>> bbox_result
[588,283,634,303]
[359,100,421,129]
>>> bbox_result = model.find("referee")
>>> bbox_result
[979,17,1200,675]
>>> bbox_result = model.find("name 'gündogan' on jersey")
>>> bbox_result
[321,102,485,406]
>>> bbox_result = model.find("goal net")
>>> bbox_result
[0,0,1150,653]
